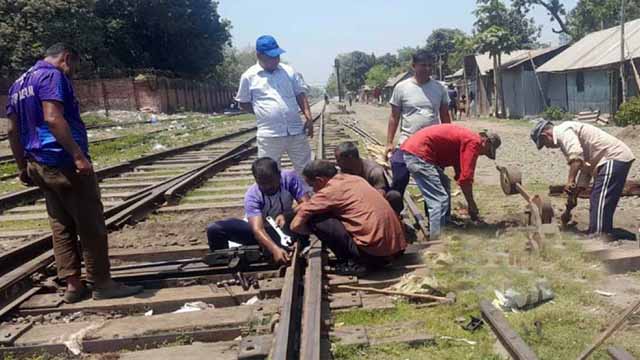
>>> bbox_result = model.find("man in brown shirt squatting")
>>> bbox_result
[290,160,407,269]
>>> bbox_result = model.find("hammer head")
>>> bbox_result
[445,292,457,304]
[497,166,522,195]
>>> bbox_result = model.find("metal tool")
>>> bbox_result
[462,316,484,332]
[560,186,579,226]
[202,246,268,269]
[497,165,554,225]
[265,216,293,247]
[300,238,321,258]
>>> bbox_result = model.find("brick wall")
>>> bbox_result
[0,75,235,115]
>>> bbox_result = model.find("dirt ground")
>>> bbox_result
[107,208,243,250]
[329,104,640,359]
[338,103,640,236]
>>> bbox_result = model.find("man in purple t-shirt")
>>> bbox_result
[206,157,310,264]
[6,43,142,303]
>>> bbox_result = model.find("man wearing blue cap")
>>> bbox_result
[530,120,635,238]
[236,35,313,176]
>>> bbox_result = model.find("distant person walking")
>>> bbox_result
[5,43,142,303]
[447,83,458,121]
[385,50,451,199]
[236,35,313,175]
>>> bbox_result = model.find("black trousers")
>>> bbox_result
[206,212,299,251]
[309,215,392,266]
[588,160,633,235]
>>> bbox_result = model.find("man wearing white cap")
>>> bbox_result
[235,35,313,176]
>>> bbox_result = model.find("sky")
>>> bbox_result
[218,0,579,86]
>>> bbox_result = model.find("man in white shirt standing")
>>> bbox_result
[531,120,635,238]
[236,35,313,176]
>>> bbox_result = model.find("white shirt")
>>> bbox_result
[553,121,635,184]
[389,77,449,145]
[236,63,309,138]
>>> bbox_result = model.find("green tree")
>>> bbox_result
[95,0,231,77]
[397,46,421,66]
[210,45,256,86]
[449,32,475,74]
[365,64,396,89]
[325,72,344,97]
[568,0,640,40]
[0,0,103,73]
[513,0,572,37]
[376,53,400,69]
[474,0,540,117]
[335,51,376,92]
[425,28,469,78]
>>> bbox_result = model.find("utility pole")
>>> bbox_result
[620,0,627,104]
[335,58,342,102]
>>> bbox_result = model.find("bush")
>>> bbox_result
[542,106,567,121]
[615,96,640,126]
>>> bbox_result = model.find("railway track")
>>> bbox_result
[0,104,433,359]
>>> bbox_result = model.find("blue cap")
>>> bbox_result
[530,119,553,150]
[256,35,285,58]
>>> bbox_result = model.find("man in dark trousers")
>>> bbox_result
[6,43,142,303]
[206,157,310,264]
[334,141,403,214]
[531,120,635,238]
[291,160,406,267]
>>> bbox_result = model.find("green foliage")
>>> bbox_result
[425,28,470,77]
[542,106,568,121]
[615,96,640,126]
[568,0,640,40]
[0,0,231,77]
[513,0,571,37]
[365,64,395,89]
[0,0,103,73]
[335,51,377,92]
[474,0,541,56]
[94,0,231,77]
[210,45,256,86]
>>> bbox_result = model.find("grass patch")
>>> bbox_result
[83,114,117,127]
[0,219,49,231]
[332,182,640,359]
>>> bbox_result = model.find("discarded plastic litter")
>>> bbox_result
[594,290,615,297]
[243,296,259,305]
[493,279,554,312]
[439,336,477,345]
[152,143,167,151]
[172,301,214,314]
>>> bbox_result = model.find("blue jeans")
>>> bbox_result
[403,152,451,239]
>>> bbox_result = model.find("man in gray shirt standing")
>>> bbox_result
[385,50,450,198]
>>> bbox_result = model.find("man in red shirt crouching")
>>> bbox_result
[401,124,501,240]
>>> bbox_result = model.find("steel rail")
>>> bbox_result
[0,103,323,322]
[0,136,260,317]
[0,126,256,212]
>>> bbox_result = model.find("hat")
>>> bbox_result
[256,35,285,58]
[530,119,553,150]
[480,130,501,160]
